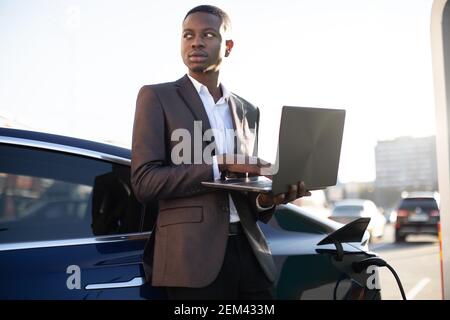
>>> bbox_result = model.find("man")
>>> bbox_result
[131,5,310,300]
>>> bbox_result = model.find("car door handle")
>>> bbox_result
[85,277,145,290]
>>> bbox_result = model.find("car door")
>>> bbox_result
[0,143,165,299]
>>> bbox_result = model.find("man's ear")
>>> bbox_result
[225,40,234,57]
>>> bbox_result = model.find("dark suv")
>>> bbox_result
[395,193,440,242]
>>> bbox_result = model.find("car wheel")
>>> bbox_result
[395,232,406,243]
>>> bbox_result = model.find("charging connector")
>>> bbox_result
[352,257,407,300]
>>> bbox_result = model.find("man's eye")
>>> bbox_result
[183,33,193,39]
[204,32,215,38]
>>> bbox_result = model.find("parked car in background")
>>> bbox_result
[329,199,386,241]
[394,192,440,242]
[0,127,381,299]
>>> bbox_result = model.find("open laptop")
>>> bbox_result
[201,106,346,195]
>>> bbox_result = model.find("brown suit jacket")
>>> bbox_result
[131,75,277,288]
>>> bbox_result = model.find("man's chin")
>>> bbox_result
[189,66,207,73]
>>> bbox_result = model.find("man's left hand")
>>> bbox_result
[258,181,312,207]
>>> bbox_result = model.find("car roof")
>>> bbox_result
[333,199,373,207]
[401,191,438,199]
[0,127,131,162]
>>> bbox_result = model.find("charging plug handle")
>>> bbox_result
[352,257,387,273]
[352,257,406,300]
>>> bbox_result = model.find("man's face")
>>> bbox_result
[181,12,233,74]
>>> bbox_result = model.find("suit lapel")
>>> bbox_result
[175,75,212,134]
[228,95,245,154]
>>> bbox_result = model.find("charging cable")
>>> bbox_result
[352,257,407,300]
[333,273,348,300]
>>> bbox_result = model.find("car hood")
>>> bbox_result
[261,204,370,256]
[265,228,370,256]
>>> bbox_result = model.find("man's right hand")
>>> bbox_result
[216,154,271,176]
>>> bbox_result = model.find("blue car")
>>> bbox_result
[0,127,381,299]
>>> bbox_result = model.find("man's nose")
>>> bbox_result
[192,35,205,48]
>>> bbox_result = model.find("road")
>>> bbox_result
[368,224,442,300]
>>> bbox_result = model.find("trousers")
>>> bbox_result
[165,232,275,300]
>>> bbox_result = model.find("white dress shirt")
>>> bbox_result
[188,75,274,223]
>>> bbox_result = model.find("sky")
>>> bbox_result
[0,0,436,183]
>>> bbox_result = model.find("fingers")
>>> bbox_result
[297,181,305,198]
[273,193,285,205]
[269,181,312,207]
[272,185,296,205]
[218,154,271,168]
[297,181,312,197]
[276,182,312,205]
[286,184,298,202]
[227,164,261,175]
[218,154,272,176]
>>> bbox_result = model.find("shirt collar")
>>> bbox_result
[187,74,231,101]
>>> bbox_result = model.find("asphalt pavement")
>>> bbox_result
[369,224,441,300]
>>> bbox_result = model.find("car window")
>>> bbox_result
[332,205,364,216]
[398,198,439,211]
[0,144,144,243]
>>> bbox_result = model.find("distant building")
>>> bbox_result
[326,181,376,204]
[375,136,437,191]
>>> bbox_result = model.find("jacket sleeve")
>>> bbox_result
[247,192,276,224]
[131,85,214,204]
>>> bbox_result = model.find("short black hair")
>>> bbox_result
[184,5,231,32]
